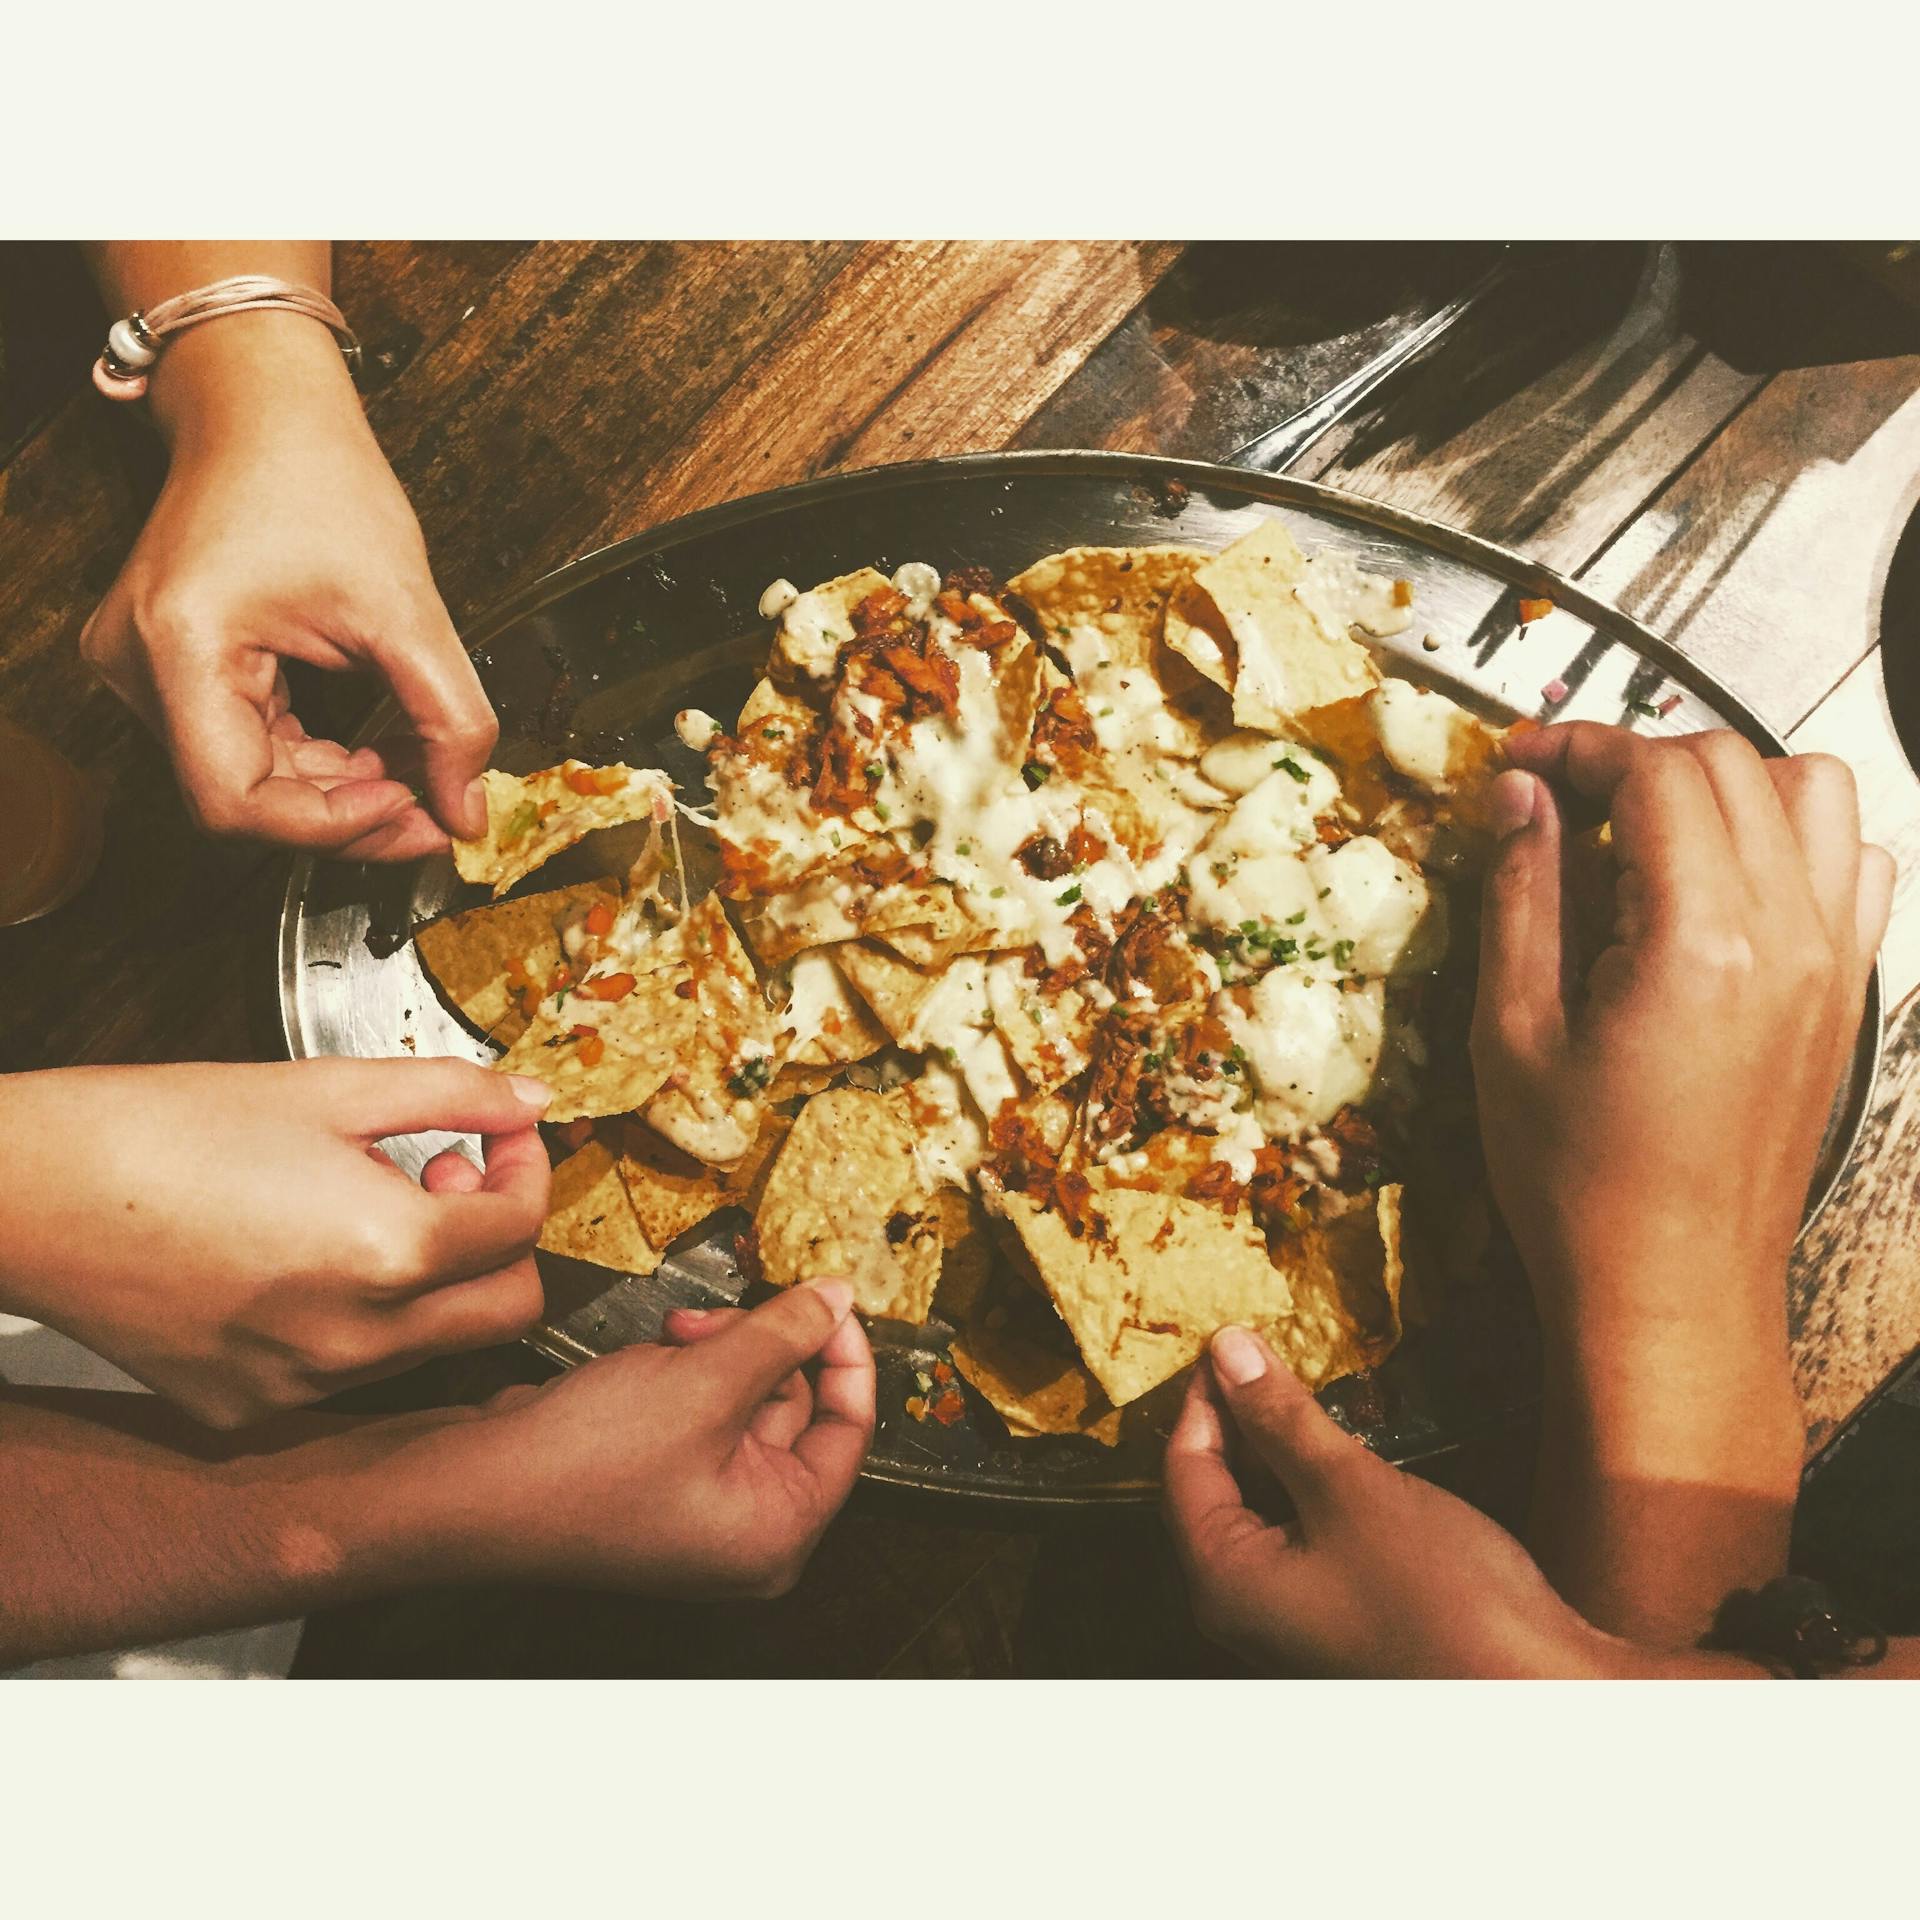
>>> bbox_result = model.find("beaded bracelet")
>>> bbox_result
[92,274,362,402]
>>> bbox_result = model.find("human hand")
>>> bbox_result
[1472,726,1892,1355]
[1164,1326,1616,1677]
[79,315,494,859]
[0,1057,552,1427]
[437,1282,875,1599]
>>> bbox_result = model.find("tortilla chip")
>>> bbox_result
[769,1060,842,1101]
[1163,578,1235,691]
[1185,521,1379,733]
[453,763,673,897]
[773,944,890,1072]
[735,862,968,967]
[770,567,892,683]
[415,878,621,1047]
[832,940,952,1044]
[1265,1186,1405,1391]
[985,955,1097,1096]
[877,907,1008,969]
[616,1120,739,1252]
[1007,545,1206,673]
[493,912,700,1121]
[754,1087,941,1322]
[736,675,821,741]
[539,1139,659,1276]
[950,1261,1122,1445]
[989,1186,1290,1407]
[614,1104,795,1260]
[640,897,777,1166]
[930,1186,996,1326]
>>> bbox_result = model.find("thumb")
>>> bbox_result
[309,1054,554,1139]
[1206,1325,1371,1532]
[689,1279,856,1425]
[1472,767,1566,1066]
[366,601,498,840]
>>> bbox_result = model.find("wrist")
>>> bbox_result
[266,1405,499,1599]
[368,1401,548,1585]
[147,309,366,455]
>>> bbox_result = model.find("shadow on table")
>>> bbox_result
[1678,242,1920,375]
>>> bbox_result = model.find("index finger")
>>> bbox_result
[788,1308,876,1493]
[1504,722,1738,936]
[365,606,498,840]
[689,1280,859,1423]
[1163,1365,1268,1571]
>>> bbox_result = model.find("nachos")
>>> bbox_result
[418,524,1510,1443]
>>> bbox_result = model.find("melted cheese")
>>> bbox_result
[1199,730,1297,797]
[778,949,862,1054]
[774,582,854,681]
[1187,756,1340,939]
[898,1055,990,1187]
[1295,554,1415,640]
[1222,970,1385,1140]
[1305,837,1446,977]
[675,708,720,753]
[1370,680,1480,793]
[891,560,941,616]
[758,578,800,621]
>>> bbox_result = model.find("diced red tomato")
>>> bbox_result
[582,972,636,1002]
[584,901,615,937]
[565,766,627,797]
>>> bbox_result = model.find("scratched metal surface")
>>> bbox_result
[278,452,1882,1505]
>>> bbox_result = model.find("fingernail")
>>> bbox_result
[463,778,488,830]
[508,1075,553,1110]
[1489,768,1537,842]
[1210,1324,1269,1387]
[804,1277,855,1321]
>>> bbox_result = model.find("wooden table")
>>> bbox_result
[4,241,1918,1675]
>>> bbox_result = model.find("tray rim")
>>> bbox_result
[276,448,1885,1504]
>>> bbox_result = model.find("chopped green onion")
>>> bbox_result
[1274,756,1311,784]
[1055,884,1082,906]
[1022,761,1051,789]
[1285,910,1306,926]
[727,1054,773,1097]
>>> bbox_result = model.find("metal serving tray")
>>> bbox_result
[279,451,1881,1505]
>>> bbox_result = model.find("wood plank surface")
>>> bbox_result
[1579,356,1920,735]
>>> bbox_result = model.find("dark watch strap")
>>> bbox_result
[1703,1575,1888,1678]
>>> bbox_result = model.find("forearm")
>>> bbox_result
[82,241,359,451]
[0,1386,477,1667]
[1530,1303,1804,1648]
